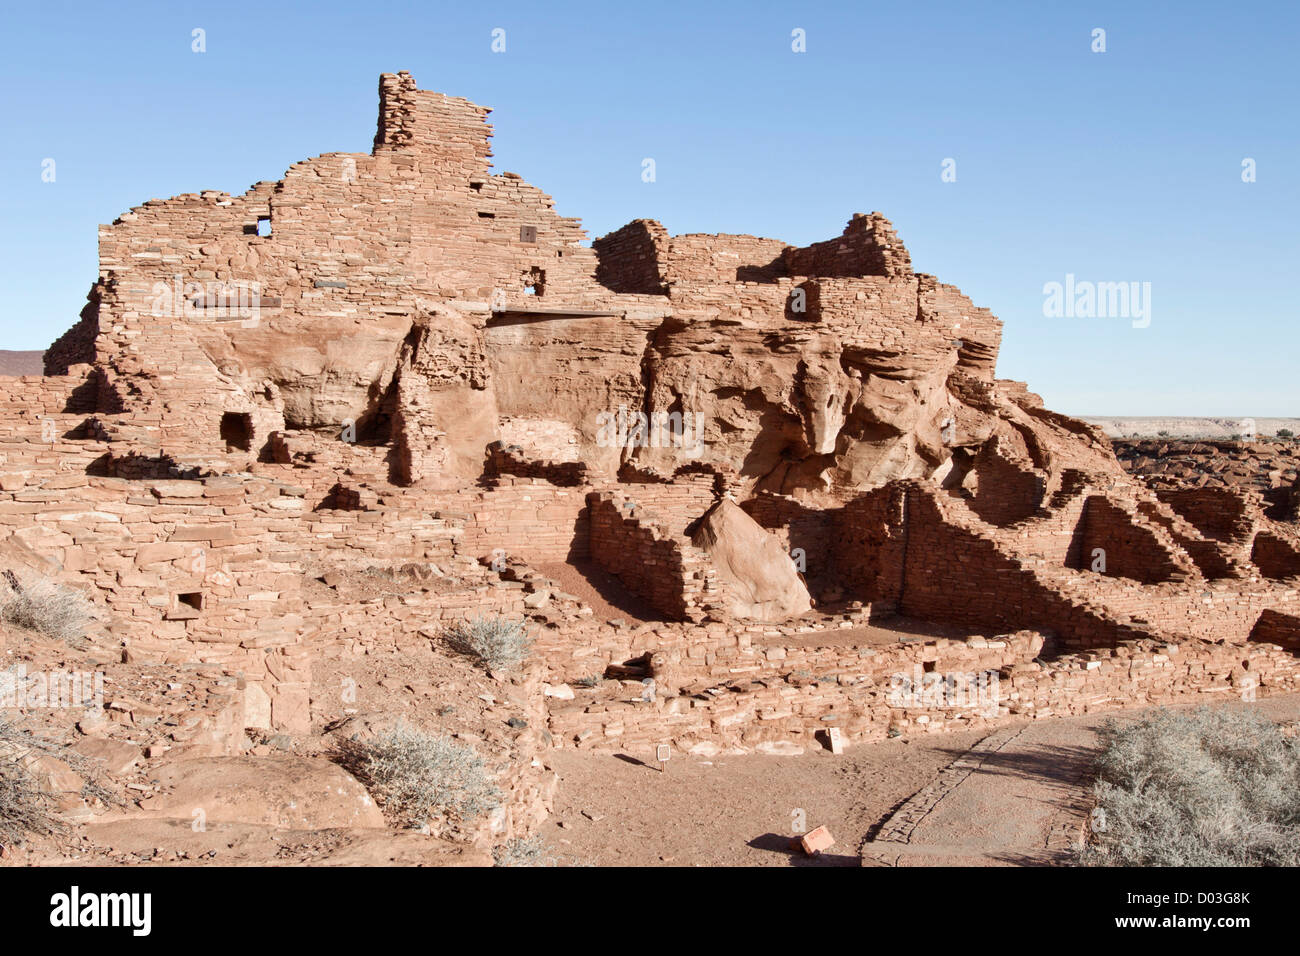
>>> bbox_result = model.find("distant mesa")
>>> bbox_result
[1085,417,1300,440]
[0,350,44,376]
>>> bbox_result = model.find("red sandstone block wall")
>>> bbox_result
[592,220,668,295]
[609,477,718,537]
[967,440,1047,526]
[898,489,1154,647]
[544,618,1300,754]
[1158,487,1255,542]
[1251,532,1300,579]
[586,492,726,621]
[744,486,906,607]
[457,481,591,563]
[661,234,789,286]
[0,370,95,418]
[1078,496,1187,583]
[781,213,912,279]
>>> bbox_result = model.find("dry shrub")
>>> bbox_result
[1081,706,1300,866]
[0,569,93,642]
[493,835,557,867]
[446,614,532,670]
[361,721,501,831]
[0,749,57,847]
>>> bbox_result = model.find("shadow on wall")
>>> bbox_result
[1249,609,1300,652]
[557,557,668,623]
[1251,532,1300,580]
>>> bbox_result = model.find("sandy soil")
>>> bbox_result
[755,615,996,649]
[536,559,662,623]
[546,695,1300,868]
[542,729,985,867]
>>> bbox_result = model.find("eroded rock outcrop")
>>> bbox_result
[139,757,385,830]
[51,71,1115,501]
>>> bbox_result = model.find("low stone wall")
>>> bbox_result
[311,579,528,659]
[0,367,96,417]
[545,621,1300,755]
[484,442,587,486]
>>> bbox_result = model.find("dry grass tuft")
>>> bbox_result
[1080,706,1300,866]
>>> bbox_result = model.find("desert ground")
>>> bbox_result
[548,694,1300,867]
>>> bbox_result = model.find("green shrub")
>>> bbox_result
[446,614,532,670]
[1080,706,1300,866]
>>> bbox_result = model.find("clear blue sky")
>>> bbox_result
[2,0,1295,416]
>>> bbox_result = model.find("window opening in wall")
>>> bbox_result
[166,591,206,620]
[256,217,271,238]
[220,412,253,451]
[523,267,545,297]
[520,224,537,243]
[478,211,495,219]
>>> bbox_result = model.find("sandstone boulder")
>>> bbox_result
[71,737,141,776]
[690,499,811,622]
[140,756,384,830]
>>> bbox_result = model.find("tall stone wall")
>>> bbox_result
[592,219,669,294]
[586,491,728,621]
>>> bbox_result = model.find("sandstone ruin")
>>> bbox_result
[4,72,1300,860]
